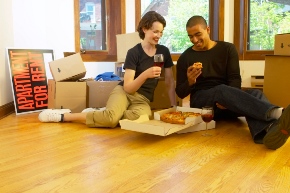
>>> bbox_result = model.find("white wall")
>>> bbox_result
[126,0,136,33]
[224,0,234,43]
[0,0,14,105]
[0,0,266,107]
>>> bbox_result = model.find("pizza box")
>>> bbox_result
[119,106,215,136]
[176,121,215,134]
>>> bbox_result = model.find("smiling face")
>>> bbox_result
[143,21,164,45]
[186,24,211,51]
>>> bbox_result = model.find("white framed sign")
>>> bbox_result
[6,48,54,115]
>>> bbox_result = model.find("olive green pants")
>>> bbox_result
[86,85,151,128]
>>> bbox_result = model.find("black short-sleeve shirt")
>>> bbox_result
[119,43,173,101]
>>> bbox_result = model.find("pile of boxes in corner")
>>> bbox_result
[47,32,215,136]
[263,33,290,108]
[48,53,119,113]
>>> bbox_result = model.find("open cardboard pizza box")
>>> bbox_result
[119,106,215,136]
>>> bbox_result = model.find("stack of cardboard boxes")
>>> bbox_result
[48,53,120,113]
[48,53,88,113]
[264,33,290,107]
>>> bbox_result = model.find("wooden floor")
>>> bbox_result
[1,106,290,192]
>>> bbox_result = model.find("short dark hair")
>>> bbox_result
[186,15,207,29]
[137,11,166,40]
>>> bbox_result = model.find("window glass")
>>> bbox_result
[248,0,290,50]
[79,0,106,51]
[141,0,209,53]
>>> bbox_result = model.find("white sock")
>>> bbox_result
[269,107,284,119]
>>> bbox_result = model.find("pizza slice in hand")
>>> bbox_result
[193,62,203,69]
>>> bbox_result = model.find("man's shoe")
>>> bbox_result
[38,109,71,122]
[81,107,106,113]
[263,105,290,150]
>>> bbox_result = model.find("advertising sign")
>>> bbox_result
[7,49,54,115]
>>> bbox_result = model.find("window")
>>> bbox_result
[74,0,223,61]
[234,0,290,60]
[135,0,224,61]
[80,2,99,50]
[74,0,125,62]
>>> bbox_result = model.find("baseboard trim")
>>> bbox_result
[0,102,15,119]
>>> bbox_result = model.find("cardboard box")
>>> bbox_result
[86,81,120,108]
[150,80,182,109]
[49,53,86,81]
[251,75,264,89]
[264,55,290,107]
[48,79,87,113]
[274,33,290,55]
[176,121,215,134]
[116,32,141,62]
[119,106,215,136]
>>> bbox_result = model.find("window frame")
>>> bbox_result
[135,0,224,61]
[234,0,274,60]
[74,0,126,62]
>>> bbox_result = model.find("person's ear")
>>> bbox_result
[142,27,148,33]
[206,26,210,35]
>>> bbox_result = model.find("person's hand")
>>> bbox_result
[216,103,226,109]
[146,66,162,79]
[187,65,202,86]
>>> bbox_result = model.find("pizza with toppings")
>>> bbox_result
[193,62,203,69]
[160,111,201,124]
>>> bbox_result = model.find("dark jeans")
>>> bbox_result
[190,84,278,143]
